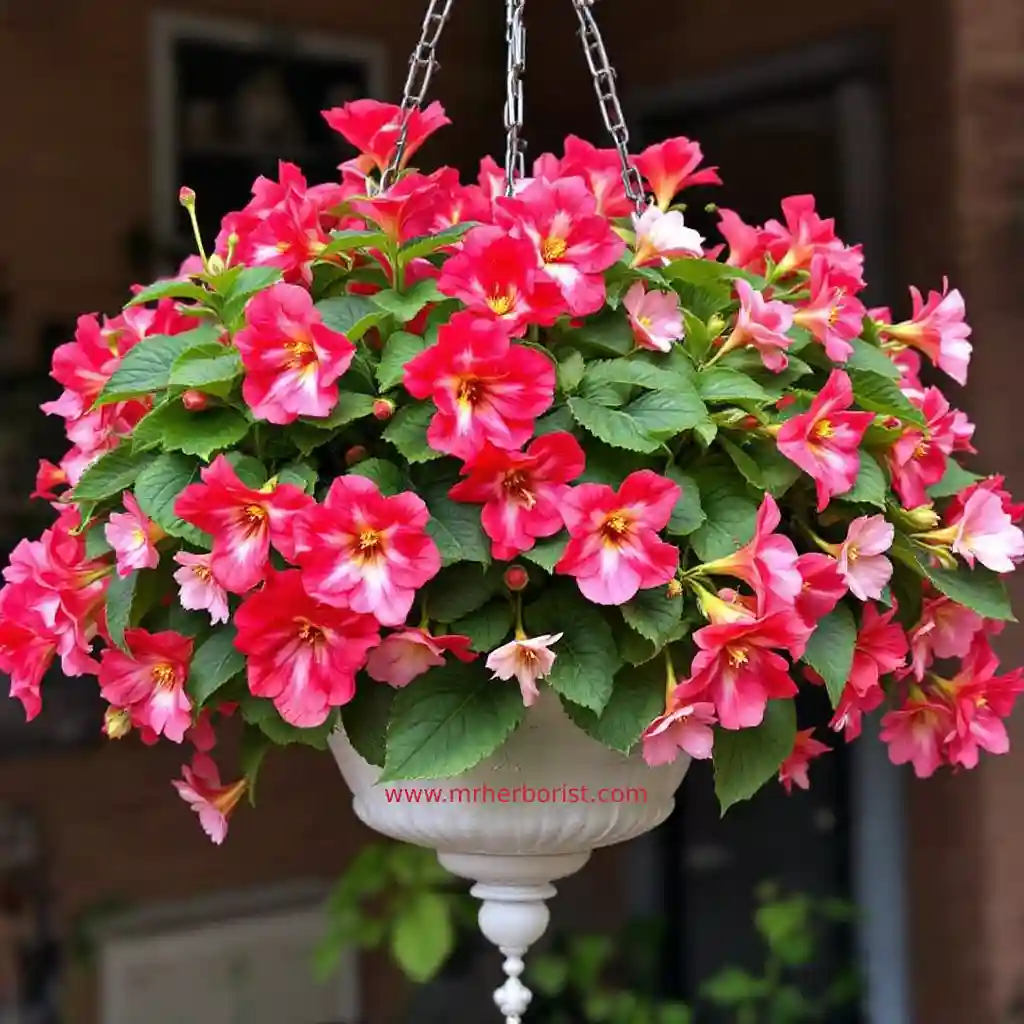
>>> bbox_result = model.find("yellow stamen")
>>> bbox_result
[603,512,630,539]
[151,663,177,689]
[297,619,326,645]
[541,237,568,263]
[727,645,749,668]
[812,419,834,442]
[458,377,482,407]
[502,470,537,509]
[359,528,382,553]
[486,292,515,316]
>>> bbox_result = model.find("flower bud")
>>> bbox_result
[666,579,683,599]
[707,314,726,339]
[182,390,209,412]
[103,707,132,740]
[504,565,529,592]
[904,505,940,532]
[178,186,196,208]
[345,445,368,466]
[206,253,226,275]
[373,398,395,421]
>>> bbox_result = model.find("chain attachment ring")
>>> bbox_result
[570,0,649,214]
[504,0,527,196]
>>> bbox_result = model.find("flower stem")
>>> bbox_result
[513,592,527,641]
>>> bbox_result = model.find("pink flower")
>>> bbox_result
[948,489,1024,573]
[718,209,767,273]
[882,280,972,386]
[349,170,449,246]
[837,516,894,601]
[403,312,556,461]
[241,197,330,285]
[908,595,984,681]
[448,433,585,560]
[558,136,633,218]
[623,282,684,353]
[776,370,874,511]
[175,456,313,593]
[172,552,230,625]
[486,633,563,707]
[294,475,441,627]
[436,226,567,336]
[779,730,830,794]
[887,387,965,509]
[880,696,953,779]
[495,177,626,316]
[635,137,721,210]
[235,283,356,425]
[365,629,476,688]
[641,699,717,766]
[234,570,381,727]
[98,628,194,744]
[631,206,704,267]
[31,460,68,501]
[105,493,162,577]
[322,99,450,174]
[172,753,248,845]
[794,553,847,627]
[947,475,1024,525]
[555,470,680,606]
[792,255,866,363]
[720,279,795,373]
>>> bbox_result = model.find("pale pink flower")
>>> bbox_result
[723,279,795,373]
[641,700,717,766]
[486,633,563,707]
[880,697,953,779]
[631,206,704,267]
[623,282,684,352]
[365,628,475,688]
[837,516,894,601]
[172,753,247,845]
[173,552,230,625]
[882,280,972,386]
[950,489,1024,573]
[105,493,161,577]
[908,595,984,680]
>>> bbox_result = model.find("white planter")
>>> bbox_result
[330,690,690,1023]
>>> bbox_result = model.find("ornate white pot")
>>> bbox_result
[330,691,690,1022]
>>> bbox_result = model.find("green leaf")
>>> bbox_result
[84,527,113,560]
[276,461,318,494]
[399,222,475,262]
[570,312,634,357]
[913,555,1015,621]
[568,397,661,454]
[226,453,268,488]
[301,392,376,430]
[665,467,705,536]
[97,326,221,404]
[697,368,772,404]
[451,600,515,653]
[321,228,387,256]
[217,265,282,300]
[133,453,209,546]
[840,454,887,508]
[621,586,684,646]
[71,447,153,502]
[129,401,180,451]
[380,661,525,780]
[701,967,770,1007]
[627,389,712,441]
[520,535,567,572]
[240,725,271,806]
[662,258,747,288]
[427,564,500,622]
[683,309,713,362]
[240,698,338,749]
[689,464,760,560]
[556,350,586,394]
[316,295,388,341]
[526,589,619,713]
[105,571,138,650]
[158,406,251,460]
[384,403,445,463]
[347,458,406,496]
[377,332,428,391]
[802,605,857,706]
[849,369,924,425]
[423,482,490,565]
[928,459,982,499]
[563,659,665,754]
[169,342,243,395]
[582,358,688,395]
[534,405,576,436]
[340,683,395,768]
[390,892,454,983]
[847,336,900,379]
[371,279,444,323]
[713,700,797,813]
[187,627,245,706]
[127,278,213,307]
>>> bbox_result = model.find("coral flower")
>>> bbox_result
[294,475,441,627]
[776,370,874,511]
[794,553,847,627]
[173,753,248,845]
[635,136,722,210]
[641,699,717,766]
[779,730,830,793]
[837,515,894,601]
[233,570,381,727]
[881,280,972,386]
[365,629,476,688]
[486,633,563,707]
[105,492,163,577]
[235,283,356,425]
[174,455,313,593]
[322,99,450,174]
[172,552,230,625]
[631,206,704,266]
[448,433,586,560]
[623,282,684,353]
[555,470,680,606]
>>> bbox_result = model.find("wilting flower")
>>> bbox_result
[623,282,684,353]
[486,633,563,707]
[776,370,874,511]
[641,699,717,766]
[233,570,381,727]
[235,282,356,424]
[105,493,163,577]
[881,280,972,386]
[635,136,721,210]
[366,629,476,688]
[555,470,680,606]
[631,206,704,266]
[837,515,894,601]
[172,753,248,845]
[98,628,194,744]
[449,433,585,560]
[779,730,830,793]
[322,99,450,174]
[294,475,441,626]
[174,455,312,593]
[403,312,556,460]
[718,279,795,373]
[172,552,230,625]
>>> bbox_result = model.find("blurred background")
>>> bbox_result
[0,1,1023,1022]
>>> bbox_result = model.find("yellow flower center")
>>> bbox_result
[192,563,213,583]
[458,377,483,407]
[846,544,859,564]
[541,237,568,263]
[359,528,383,553]
[486,292,516,316]
[602,511,631,541]
[284,338,315,370]
[151,663,177,690]
[812,419,834,442]
[503,470,537,509]
[297,619,326,646]
[727,645,749,668]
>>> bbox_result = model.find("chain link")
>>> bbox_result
[504,0,527,195]
[569,0,648,214]
[377,0,455,193]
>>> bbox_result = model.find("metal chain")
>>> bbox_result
[569,0,649,214]
[377,0,455,193]
[504,0,527,195]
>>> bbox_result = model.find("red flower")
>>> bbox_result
[349,170,449,246]
[365,628,476,688]
[495,177,626,316]
[779,730,830,794]
[555,470,680,605]
[31,460,68,501]
[174,455,312,594]
[635,136,721,211]
[449,433,586,560]
[402,312,556,460]
[322,99,450,174]
[776,370,874,511]
[436,226,567,336]
[294,475,441,627]
[98,628,194,743]
[233,570,381,727]
[173,753,248,845]
[558,136,633,218]
[239,196,329,286]
[794,553,846,628]
[235,283,356,424]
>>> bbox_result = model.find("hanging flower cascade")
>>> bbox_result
[1,99,1020,843]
